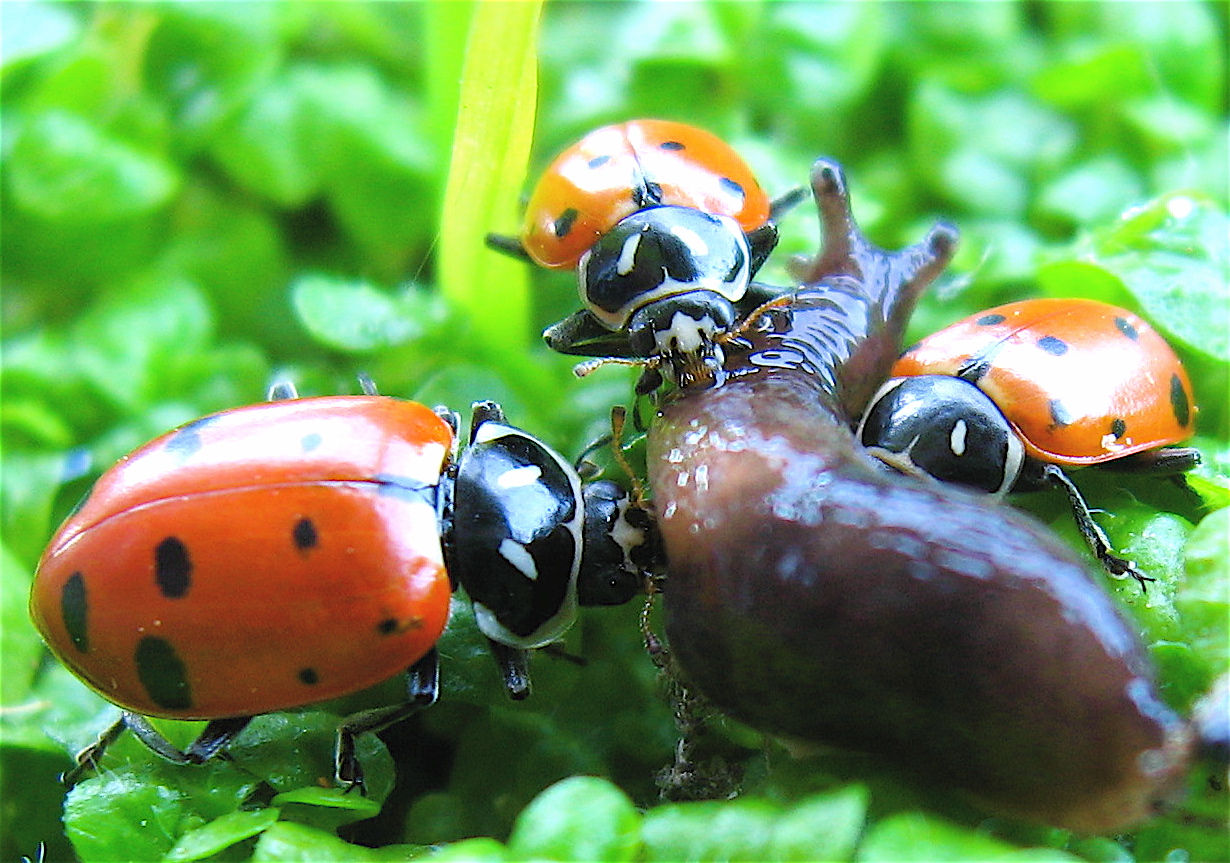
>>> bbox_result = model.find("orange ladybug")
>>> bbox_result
[858,298,1200,586]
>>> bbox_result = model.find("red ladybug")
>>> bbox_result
[858,298,1200,586]
[30,382,652,790]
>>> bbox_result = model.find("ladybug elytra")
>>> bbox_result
[30,382,654,791]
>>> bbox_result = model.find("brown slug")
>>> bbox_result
[643,159,1196,833]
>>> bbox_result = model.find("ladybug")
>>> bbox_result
[857,298,1200,586]
[30,381,654,791]
[490,120,801,387]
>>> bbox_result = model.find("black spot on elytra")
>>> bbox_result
[976,313,1006,326]
[1050,399,1074,427]
[135,636,192,711]
[155,537,191,598]
[659,140,685,151]
[1171,374,1191,427]
[587,154,611,169]
[1114,316,1139,340]
[377,618,400,636]
[62,572,89,652]
[293,517,318,551]
[719,176,745,202]
[164,416,219,463]
[298,668,319,686]
[553,208,578,239]
[300,432,323,452]
[1036,335,1069,356]
[1111,418,1127,439]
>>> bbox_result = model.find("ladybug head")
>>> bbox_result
[579,205,750,354]
[858,375,1025,497]
[577,479,656,606]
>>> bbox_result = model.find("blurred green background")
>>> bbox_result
[2,2,1227,861]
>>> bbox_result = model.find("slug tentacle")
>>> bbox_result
[726,160,958,420]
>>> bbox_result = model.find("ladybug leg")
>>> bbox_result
[745,223,779,275]
[484,232,533,262]
[125,714,249,766]
[266,380,300,401]
[487,639,532,700]
[1041,464,1154,591]
[335,649,440,794]
[769,185,808,221]
[183,717,252,763]
[62,714,130,785]
[1102,446,1202,475]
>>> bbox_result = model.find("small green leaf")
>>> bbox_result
[428,837,508,861]
[9,110,180,222]
[506,776,641,862]
[252,821,385,862]
[641,798,781,862]
[210,70,321,207]
[856,812,1079,862]
[1,543,42,706]
[271,786,381,816]
[771,785,869,861]
[291,274,444,354]
[165,808,281,862]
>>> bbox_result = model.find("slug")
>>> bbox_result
[644,159,1195,833]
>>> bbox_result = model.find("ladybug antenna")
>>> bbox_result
[357,373,379,396]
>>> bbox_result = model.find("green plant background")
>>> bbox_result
[2,2,1228,861]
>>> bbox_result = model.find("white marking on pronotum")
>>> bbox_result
[950,419,968,456]
[497,464,542,489]
[617,232,641,276]
[499,538,538,580]
[670,224,709,256]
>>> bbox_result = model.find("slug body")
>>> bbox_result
[647,161,1192,833]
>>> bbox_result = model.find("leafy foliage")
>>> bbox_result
[2,2,1227,861]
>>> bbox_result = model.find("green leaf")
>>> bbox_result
[641,798,782,862]
[251,821,387,862]
[209,69,321,207]
[69,274,214,414]
[291,274,445,354]
[165,808,281,862]
[142,3,282,149]
[297,62,434,275]
[8,110,180,222]
[0,542,41,706]
[64,764,253,863]
[1092,194,1230,362]
[428,837,508,861]
[856,812,1079,862]
[770,785,869,861]
[506,776,641,862]
[271,787,381,816]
